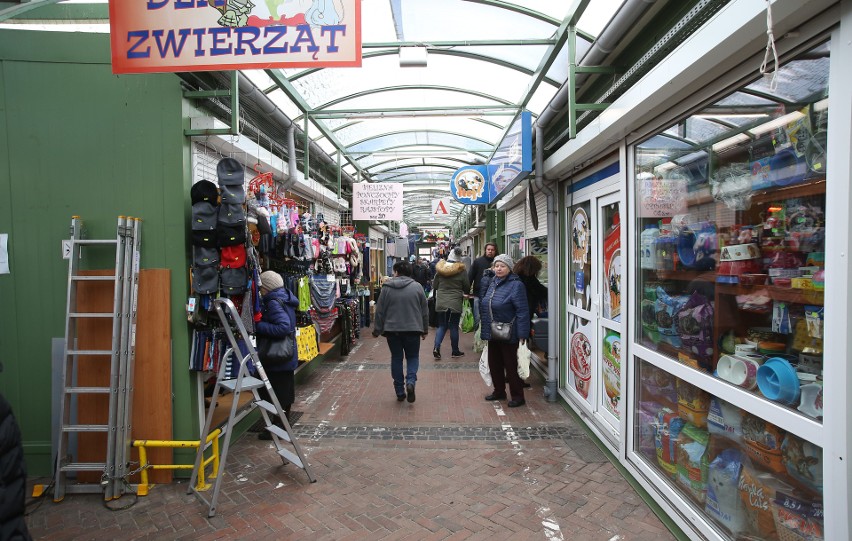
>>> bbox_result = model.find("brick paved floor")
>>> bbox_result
[27,328,678,541]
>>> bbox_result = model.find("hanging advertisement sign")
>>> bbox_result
[490,111,533,198]
[448,111,532,205]
[352,182,403,221]
[450,166,490,205]
[109,0,361,74]
[431,198,451,216]
[419,228,450,243]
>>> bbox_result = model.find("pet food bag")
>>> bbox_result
[706,448,748,536]
[676,423,711,504]
[642,364,678,409]
[655,287,688,348]
[780,433,823,493]
[772,492,824,541]
[655,408,686,478]
[677,379,711,428]
[739,465,783,540]
[638,402,661,457]
[707,397,744,444]
[675,291,715,370]
[742,412,786,473]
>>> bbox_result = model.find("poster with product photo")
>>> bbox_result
[601,330,621,419]
[568,321,593,404]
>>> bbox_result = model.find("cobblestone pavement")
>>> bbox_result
[27,328,678,541]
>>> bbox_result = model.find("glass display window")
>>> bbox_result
[634,41,829,423]
[636,359,824,541]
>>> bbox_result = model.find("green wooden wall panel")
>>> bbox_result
[0,31,196,475]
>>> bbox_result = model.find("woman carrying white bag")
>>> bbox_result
[479,254,530,407]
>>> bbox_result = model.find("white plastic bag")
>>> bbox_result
[479,343,492,387]
[517,340,531,379]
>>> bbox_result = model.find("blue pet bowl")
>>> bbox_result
[757,357,800,405]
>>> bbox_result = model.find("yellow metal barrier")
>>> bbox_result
[133,428,221,496]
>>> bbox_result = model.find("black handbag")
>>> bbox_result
[488,299,515,342]
[256,334,295,366]
[428,293,438,328]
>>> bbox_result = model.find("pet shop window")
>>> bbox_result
[631,40,828,541]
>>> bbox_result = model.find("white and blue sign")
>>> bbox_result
[449,111,532,204]
[450,165,491,205]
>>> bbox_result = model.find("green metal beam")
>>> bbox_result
[183,72,241,137]
[282,49,561,88]
[309,105,518,119]
[343,129,495,153]
[514,3,585,113]
[0,0,59,22]
[345,143,492,157]
[0,1,108,20]
[462,0,560,25]
[364,156,474,172]
[264,68,366,180]
[363,38,557,48]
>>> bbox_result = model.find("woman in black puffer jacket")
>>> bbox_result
[0,392,31,541]
[479,254,530,408]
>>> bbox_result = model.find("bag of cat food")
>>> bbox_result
[741,412,786,473]
[676,423,710,504]
[707,397,744,444]
[677,379,711,428]
[739,465,781,540]
[706,448,748,535]
[654,408,686,478]
[780,433,823,493]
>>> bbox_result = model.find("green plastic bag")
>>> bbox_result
[461,298,475,333]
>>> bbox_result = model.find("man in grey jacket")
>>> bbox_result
[373,261,429,403]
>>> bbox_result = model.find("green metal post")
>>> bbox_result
[337,153,342,198]
[304,116,310,186]
[568,26,577,140]
[230,72,239,136]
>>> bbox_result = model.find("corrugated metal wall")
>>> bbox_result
[0,31,193,475]
[526,189,549,240]
[506,203,525,233]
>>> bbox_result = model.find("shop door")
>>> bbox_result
[565,186,624,445]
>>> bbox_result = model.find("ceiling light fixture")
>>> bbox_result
[399,46,428,67]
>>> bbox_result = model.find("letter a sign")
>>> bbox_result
[431,198,451,217]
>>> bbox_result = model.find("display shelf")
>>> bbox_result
[642,269,717,282]
[716,284,824,305]
[749,177,826,206]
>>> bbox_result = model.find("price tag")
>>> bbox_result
[296,328,301,337]
[327,274,335,281]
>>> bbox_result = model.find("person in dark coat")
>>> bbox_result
[256,270,299,439]
[479,254,530,407]
[373,261,429,403]
[513,256,548,320]
[468,242,497,330]
[0,391,31,541]
[431,247,470,359]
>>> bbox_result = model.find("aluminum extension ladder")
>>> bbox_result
[53,216,142,502]
[188,298,316,518]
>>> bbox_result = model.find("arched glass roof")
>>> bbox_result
[252,0,622,226]
[0,0,626,227]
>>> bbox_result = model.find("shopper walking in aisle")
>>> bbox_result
[480,254,531,407]
[431,247,470,360]
[373,261,429,403]
[513,255,548,323]
[256,271,299,439]
[468,242,497,330]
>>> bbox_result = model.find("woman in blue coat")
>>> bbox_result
[479,254,530,407]
[256,271,299,439]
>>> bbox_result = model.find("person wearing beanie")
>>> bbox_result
[479,254,530,407]
[255,270,299,439]
[372,260,429,403]
[431,247,470,359]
